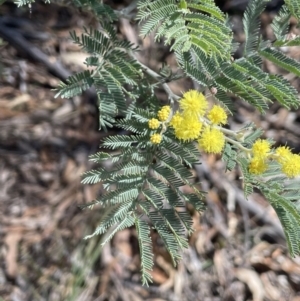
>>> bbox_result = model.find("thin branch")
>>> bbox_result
[114,0,139,19]
[225,136,251,153]
[136,61,181,102]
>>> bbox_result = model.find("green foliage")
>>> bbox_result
[55,24,142,130]
[222,143,237,171]
[72,0,118,22]
[285,0,300,21]
[240,160,300,256]
[272,5,292,41]
[13,0,50,6]
[242,0,269,56]
[135,218,154,284]
[10,0,300,285]
[259,48,300,77]
[80,107,205,284]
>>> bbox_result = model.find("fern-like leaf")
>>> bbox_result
[55,70,94,99]
[135,218,154,285]
[271,4,291,41]
[285,0,300,22]
[260,47,300,78]
[243,0,270,55]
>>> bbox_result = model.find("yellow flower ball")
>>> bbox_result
[252,139,271,158]
[180,90,208,118]
[157,106,171,121]
[174,116,202,141]
[248,157,268,175]
[280,154,300,178]
[198,127,225,154]
[275,146,292,164]
[169,111,183,129]
[150,133,162,144]
[207,105,227,125]
[148,118,160,129]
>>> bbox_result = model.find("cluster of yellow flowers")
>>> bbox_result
[157,106,171,122]
[148,90,228,154]
[249,140,300,178]
[147,89,300,179]
[148,105,170,144]
[248,139,271,175]
[150,133,162,144]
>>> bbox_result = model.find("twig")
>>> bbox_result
[114,0,139,20]
[0,17,97,104]
[0,17,70,81]
[137,60,181,102]
[225,136,251,153]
